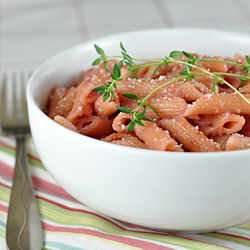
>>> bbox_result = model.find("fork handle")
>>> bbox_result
[6,137,44,250]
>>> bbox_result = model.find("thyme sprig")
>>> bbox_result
[91,43,250,132]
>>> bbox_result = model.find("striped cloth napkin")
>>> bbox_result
[1,133,250,250]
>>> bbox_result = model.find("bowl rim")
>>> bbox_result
[27,27,250,157]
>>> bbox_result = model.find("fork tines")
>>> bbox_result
[0,70,32,134]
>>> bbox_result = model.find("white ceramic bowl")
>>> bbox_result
[27,28,250,233]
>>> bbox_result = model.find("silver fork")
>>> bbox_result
[1,70,44,250]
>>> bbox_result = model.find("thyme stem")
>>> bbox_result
[142,76,186,104]
[176,60,250,104]
[92,44,250,131]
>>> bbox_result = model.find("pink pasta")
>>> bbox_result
[94,92,120,117]
[54,115,79,133]
[134,120,182,151]
[46,52,250,152]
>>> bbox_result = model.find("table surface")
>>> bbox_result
[1,0,250,70]
[1,1,250,250]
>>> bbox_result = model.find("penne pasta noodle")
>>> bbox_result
[102,132,134,142]
[219,65,244,93]
[136,64,159,79]
[48,86,77,119]
[199,56,228,73]
[159,117,221,152]
[83,67,99,81]
[240,115,250,137]
[112,112,133,133]
[202,81,219,93]
[67,81,94,123]
[190,65,218,93]
[75,115,114,139]
[94,92,120,117]
[239,82,250,94]
[111,136,148,149]
[191,67,214,85]
[135,63,172,79]
[184,93,250,117]
[226,133,250,151]
[190,112,245,136]
[120,65,130,80]
[54,115,79,133]
[120,96,188,119]
[116,78,210,101]
[209,134,230,150]
[234,53,248,64]
[84,59,118,84]
[134,121,181,151]
[79,78,101,104]
[47,86,69,116]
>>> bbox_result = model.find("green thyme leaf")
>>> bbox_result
[92,85,107,91]
[111,74,117,80]
[147,103,159,116]
[212,75,220,82]
[179,70,187,75]
[163,58,169,66]
[246,55,250,65]
[116,106,132,114]
[120,42,127,53]
[153,63,163,76]
[122,93,140,99]
[244,67,250,74]
[170,51,184,59]
[182,51,194,60]
[103,60,109,71]
[240,80,247,87]
[129,71,135,78]
[113,63,120,78]
[126,120,136,133]
[212,80,216,93]
[109,89,114,102]
[103,92,110,102]
[122,52,134,65]
[92,58,102,66]
[140,116,154,123]
[118,60,124,69]
[135,119,145,127]
[185,64,191,74]
[125,61,133,67]
[238,75,247,81]
[135,108,146,119]
[184,76,190,83]
[94,44,105,56]
[182,51,198,65]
